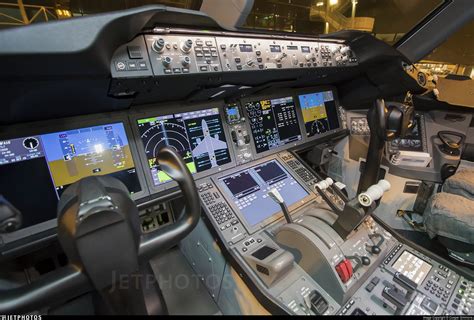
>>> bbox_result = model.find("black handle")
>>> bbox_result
[382,286,408,312]
[437,131,466,156]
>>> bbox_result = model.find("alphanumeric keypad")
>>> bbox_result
[209,202,234,225]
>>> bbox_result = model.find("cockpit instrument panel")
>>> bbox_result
[244,96,302,154]
[136,108,232,186]
[0,122,141,230]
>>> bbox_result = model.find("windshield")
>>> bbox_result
[0,0,202,29]
[416,20,474,78]
[243,0,444,45]
[1,0,443,47]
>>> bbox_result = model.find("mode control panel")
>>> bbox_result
[144,35,222,75]
[114,33,358,77]
[216,37,356,72]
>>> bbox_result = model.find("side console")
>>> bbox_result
[345,244,473,315]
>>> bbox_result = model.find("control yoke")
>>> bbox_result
[0,147,200,314]
[358,99,414,194]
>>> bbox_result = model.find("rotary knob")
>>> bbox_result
[305,54,315,62]
[181,39,193,53]
[152,38,165,53]
[246,59,255,67]
[162,56,172,67]
[181,56,191,66]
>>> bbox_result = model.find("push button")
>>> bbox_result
[127,46,142,59]
[127,61,138,70]
[115,61,127,71]
[138,61,148,70]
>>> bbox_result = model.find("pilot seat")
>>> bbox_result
[423,166,474,265]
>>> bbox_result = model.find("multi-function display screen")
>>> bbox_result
[219,159,308,227]
[137,108,232,186]
[392,251,432,285]
[298,90,340,138]
[245,97,302,154]
[0,123,141,230]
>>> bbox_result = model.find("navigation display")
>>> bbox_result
[0,122,141,230]
[219,159,308,227]
[298,91,340,138]
[245,97,302,154]
[392,251,432,285]
[137,108,232,186]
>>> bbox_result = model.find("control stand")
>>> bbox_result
[274,178,395,303]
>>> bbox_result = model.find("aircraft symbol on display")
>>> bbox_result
[192,119,227,167]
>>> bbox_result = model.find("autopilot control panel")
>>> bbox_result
[111,31,358,78]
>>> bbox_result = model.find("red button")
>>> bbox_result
[335,259,353,283]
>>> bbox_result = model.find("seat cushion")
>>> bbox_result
[423,192,474,245]
[443,167,474,200]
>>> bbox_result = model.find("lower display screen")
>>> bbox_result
[0,123,141,230]
[298,90,340,138]
[392,251,432,285]
[137,108,232,186]
[219,159,309,227]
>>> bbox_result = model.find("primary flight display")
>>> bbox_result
[0,122,141,229]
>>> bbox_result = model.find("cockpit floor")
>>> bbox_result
[150,247,222,315]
